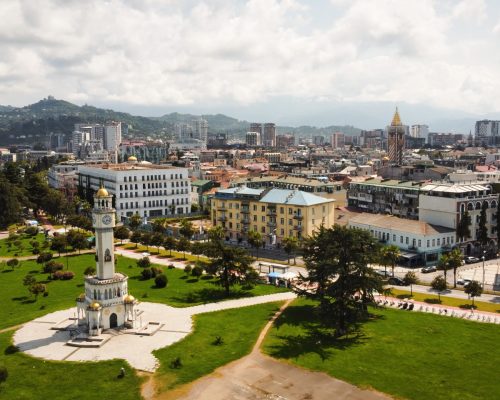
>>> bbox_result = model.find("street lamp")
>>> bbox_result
[482,250,486,289]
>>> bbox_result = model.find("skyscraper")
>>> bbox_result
[387,108,405,165]
[263,123,276,147]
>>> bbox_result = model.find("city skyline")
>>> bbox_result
[1,1,500,131]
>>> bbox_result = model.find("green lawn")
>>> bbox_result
[0,233,48,258]
[263,299,500,400]
[390,288,500,313]
[0,331,142,400]
[153,301,282,395]
[123,243,210,263]
[0,253,287,329]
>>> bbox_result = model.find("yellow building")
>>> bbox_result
[211,186,335,245]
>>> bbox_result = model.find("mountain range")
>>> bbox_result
[0,97,361,145]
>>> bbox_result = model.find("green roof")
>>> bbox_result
[192,180,212,186]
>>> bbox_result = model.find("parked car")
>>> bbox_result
[141,252,151,257]
[388,277,405,286]
[457,278,472,286]
[375,269,393,277]
[421,266,437,273]
[464,256,480,264]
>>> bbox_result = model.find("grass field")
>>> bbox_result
[390,288,500,313]
[153,301,282,395]
[0,253,287,330]
[0,233,48,258]
[263,299,500,400]
[0,331,142,400]
[123,243,210,263]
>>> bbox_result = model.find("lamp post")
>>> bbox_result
[482,250,486,289]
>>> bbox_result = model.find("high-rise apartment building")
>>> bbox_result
[246,131,260,146]
[475,120,500,146]
[104,122,122,152]
[276,134,295,148]
[330,132,345,149]
[250,123,262,135]
[387,108,406,165]
[193,119,208,143]
[313,136,325,146]
[263,123,276,147]
[411,124,429,139]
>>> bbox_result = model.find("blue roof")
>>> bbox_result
[260,189,333,206]
[216,187,265,196]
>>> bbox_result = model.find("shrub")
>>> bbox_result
[43,291,49,297]
[184,265,192,274]
[213,336,224,345]
[170,357,182,369]
[43,261,63,273]
[167,264,175,269]
[6,258,19,269]
[191,265,203,278]
[141,268,153,280]
[151,266,162,278]
[32,248,40,255]
[37,252,53,264]
[4,344,19,355]
[137,257,151,269]
[84,266,96,276]
[52,270,75,280]
[155,273,168,288]
[25,226,39,236]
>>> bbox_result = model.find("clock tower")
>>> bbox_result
[92,186,116,279]
[75,185,137,337]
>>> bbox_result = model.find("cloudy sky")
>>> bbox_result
[1,0,500,129]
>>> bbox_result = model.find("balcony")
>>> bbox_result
[293,214,303,220]
[241,207,250,214]
[217,215,227,222]
[267,221,276,227]
[266,210,277,217]
[241,219,250,225]
[293,225,303,231]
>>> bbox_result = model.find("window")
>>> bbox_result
[280,207,284,214]
[261,216,265,222]
[289,208,293,214]
[253,225,257,231]
[432,239,435,246]
[437,238,440,245]
[393,234,396,241]
[322,205,326,213]
[427,240,430,247]
[253,205,257,211]
[405,237,409,244]
[253,215,257,221]
[280,229,284,235]
[418,240,421,247]
[261,226,265,233]
[400,236,403,243]
[289,219,292,225]
[261,206,265,212]
[281,218,284,224]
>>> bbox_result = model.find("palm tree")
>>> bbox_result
[282,236,299,265]
[247,230,263,260]
[382,245,400,277]
[446,248,463,288]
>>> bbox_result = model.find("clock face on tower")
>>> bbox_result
[102,215,112,225]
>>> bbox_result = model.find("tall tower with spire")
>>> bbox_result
[387,108,406,165]
[75,185,137,337]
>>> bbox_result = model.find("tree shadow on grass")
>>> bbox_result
[12,296,29,302]
[186,278,199,283]
[29,269,39,274]
[424,298,442,304]
[1,269,14,273]
[266,304,371,361]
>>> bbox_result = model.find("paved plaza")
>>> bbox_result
[13,292,296,372]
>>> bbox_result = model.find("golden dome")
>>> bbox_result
[124,294,135,304]
[96,186,109,197]
[76,293,85,302]
[88,301,101,311]
[128,155,138,162]
[383,156,390,161]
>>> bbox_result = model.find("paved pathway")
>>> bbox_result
[13,292,296,372]
[389,284,500,304]
[376,295,500,324]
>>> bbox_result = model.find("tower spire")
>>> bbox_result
[391,107,402,126]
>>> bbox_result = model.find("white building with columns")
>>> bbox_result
[76,186,136,336]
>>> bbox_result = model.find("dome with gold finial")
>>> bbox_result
[124,294,136,304]
[88,301,102,311]
[391,107,402,126]
[76,293,86,302]
[96,185,109,198]
[127,155,138,162]
[383,156,390,161]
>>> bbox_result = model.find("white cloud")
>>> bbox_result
[0,0,499,115]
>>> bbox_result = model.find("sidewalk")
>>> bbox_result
[389,283,500,304]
